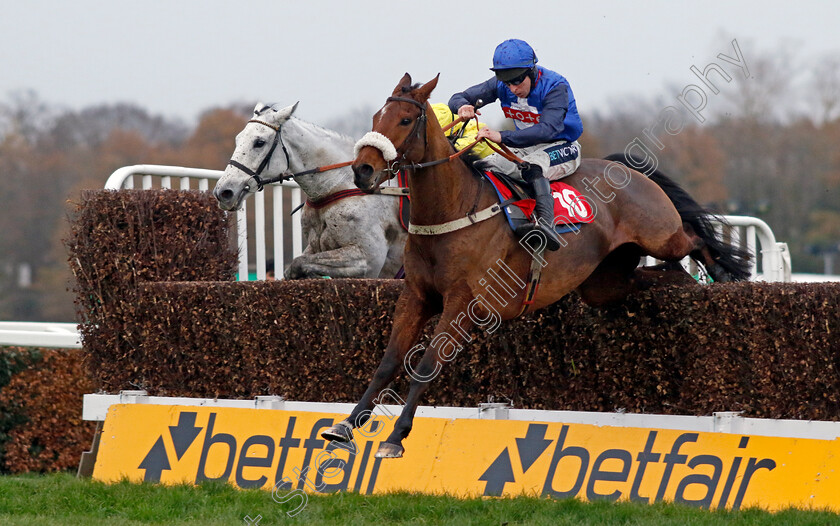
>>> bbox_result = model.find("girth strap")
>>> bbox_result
[516,256,544,317]
[408,203,501,235]
[306,189,368,209]
[291,185,410,215]
[407,197,516,236]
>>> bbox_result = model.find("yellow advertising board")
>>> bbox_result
[94,404,840,512]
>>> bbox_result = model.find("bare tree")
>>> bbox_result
[810,53,840,124]
[718,41,797,123]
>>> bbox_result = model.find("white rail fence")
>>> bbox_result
[0,165,796,350]
[83,391,840,441]
[105,164,792,283]
[0,322,82,348]
[642,215,791,283]
[104,164,303,281]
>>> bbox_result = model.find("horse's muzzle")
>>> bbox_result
[353,163,379,194]
[213,185,246,211]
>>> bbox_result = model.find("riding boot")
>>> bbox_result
[516,165,562,251]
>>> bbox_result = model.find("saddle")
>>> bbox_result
[397,168,594,239]
[482,169,594,237]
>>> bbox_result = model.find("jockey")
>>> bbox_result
[448,38,583,251]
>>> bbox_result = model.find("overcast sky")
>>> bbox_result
[1,0,838,128]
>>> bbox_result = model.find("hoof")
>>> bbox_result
[321,421,353,443]
[375,442,404,458]
[706,263,733,283]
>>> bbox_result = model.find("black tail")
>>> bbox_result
[604,153,752,281]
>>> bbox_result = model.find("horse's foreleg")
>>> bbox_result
[321,288,436,443]
[284,244,382,279]
[376,296,474,458]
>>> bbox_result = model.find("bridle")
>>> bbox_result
[226,119,292,191]
[381,96,431,176]
[376,96,526,178]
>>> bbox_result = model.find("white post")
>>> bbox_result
[478,402,511,420]
[255,191,266,280]
[292,187,303,258]
[713,411,743,433]
[746,225,758,279]
[237,201,249,281]
[273,185,284,278]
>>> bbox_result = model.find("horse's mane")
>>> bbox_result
[294,117,356,144]
[255,104,355,144]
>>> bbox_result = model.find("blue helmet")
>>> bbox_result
[490,39,538,72]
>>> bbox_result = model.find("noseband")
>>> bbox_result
[227,119,292,191]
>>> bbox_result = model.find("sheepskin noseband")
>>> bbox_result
[354,132,398,162]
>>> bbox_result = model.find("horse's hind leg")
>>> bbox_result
[321,287,436,442]
[637,220,700,264]
[576,244,642,306]
[648,222,734,283]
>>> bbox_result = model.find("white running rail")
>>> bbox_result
[719,214,791,282]
[82,392,840,441]
[104,165,791,283]
[104,164,303,281]
[642,215,791,282]
[0,322,82,348]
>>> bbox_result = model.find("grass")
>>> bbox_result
[0,472,839,525]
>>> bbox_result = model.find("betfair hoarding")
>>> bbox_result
[94,404,840,511]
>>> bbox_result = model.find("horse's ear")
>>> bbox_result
[271,102,299,123]
[392,72,413,95]
[253,102,267,116]
[414,74,440,103]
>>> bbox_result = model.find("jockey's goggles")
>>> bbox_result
[503,70,530,86]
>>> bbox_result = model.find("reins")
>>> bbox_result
[260,160,355,186]
[230,101,526,193]
[229,100,527,222]
[383,96,527,174]
[381,95,544,317]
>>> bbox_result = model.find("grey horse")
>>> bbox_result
[213,103,407,279]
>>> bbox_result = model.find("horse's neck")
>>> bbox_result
[408,122,488,226]
[282,118,356,200]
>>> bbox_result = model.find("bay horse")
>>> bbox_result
[322,73,751,458]
[213,102,407,279]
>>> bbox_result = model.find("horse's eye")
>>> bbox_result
[254,138,266,148]
[400,118,412,126]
